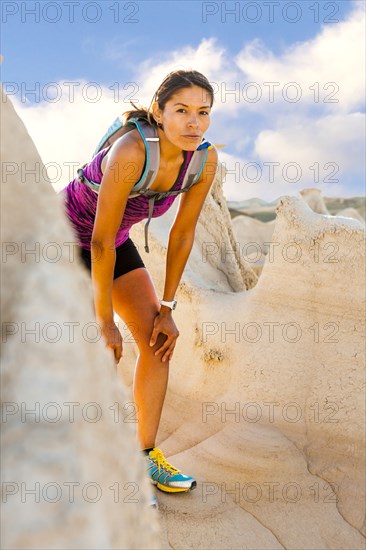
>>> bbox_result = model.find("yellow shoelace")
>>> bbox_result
[152,448,181,475]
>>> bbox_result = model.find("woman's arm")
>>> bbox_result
[90,135,144,359]
[150,147,219,360]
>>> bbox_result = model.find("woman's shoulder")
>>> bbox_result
[101,126,146,171]
[115,126,146,156]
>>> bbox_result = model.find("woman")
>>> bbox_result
[63,69,218,493]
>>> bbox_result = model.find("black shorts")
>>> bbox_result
[78,237,146,280]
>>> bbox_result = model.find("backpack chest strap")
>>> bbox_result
[143,186,191,253]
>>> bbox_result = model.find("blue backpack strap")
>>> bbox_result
[80,117,160,193]
[93,116,125,156]
[178,139,214,191]
[127,118,160,194]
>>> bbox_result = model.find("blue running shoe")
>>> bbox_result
[146,448,196,493]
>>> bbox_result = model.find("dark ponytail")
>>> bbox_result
[122,69,214,127]
[121,100,155,126]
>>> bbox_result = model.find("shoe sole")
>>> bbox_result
[154,480,197,493]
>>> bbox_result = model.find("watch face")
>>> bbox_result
[172,301,177,310]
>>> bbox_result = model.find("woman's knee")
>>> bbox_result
[135,327,168,357]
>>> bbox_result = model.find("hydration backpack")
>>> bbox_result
[77,116,214,252]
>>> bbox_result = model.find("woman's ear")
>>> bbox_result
[151,101,162,124]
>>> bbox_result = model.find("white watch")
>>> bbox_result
[160,299,177,310]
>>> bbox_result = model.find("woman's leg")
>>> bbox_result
[112,267,169,450]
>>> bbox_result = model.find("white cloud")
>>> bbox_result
[11,83,123,191]
[234,0,365,114]
[254,112,365,171]
[219,144,349,203]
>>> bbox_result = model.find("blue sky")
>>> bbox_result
[2,1,354,83]
[1,0,365,200]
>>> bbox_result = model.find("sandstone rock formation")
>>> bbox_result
[337,207,365,224]
[300,189,366,226]
[2,90,365,550]
[229,191,364,279]
[300,188,330,214]
[231,215,276,271]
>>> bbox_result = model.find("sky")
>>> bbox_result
[1,0,365,201]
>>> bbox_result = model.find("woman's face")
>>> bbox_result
[154,85,212,151]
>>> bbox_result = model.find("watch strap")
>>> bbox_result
[160,299,177,310]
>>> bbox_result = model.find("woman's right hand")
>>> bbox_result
[100,320,123,363]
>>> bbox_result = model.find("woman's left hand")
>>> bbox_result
[149,312,179,362]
